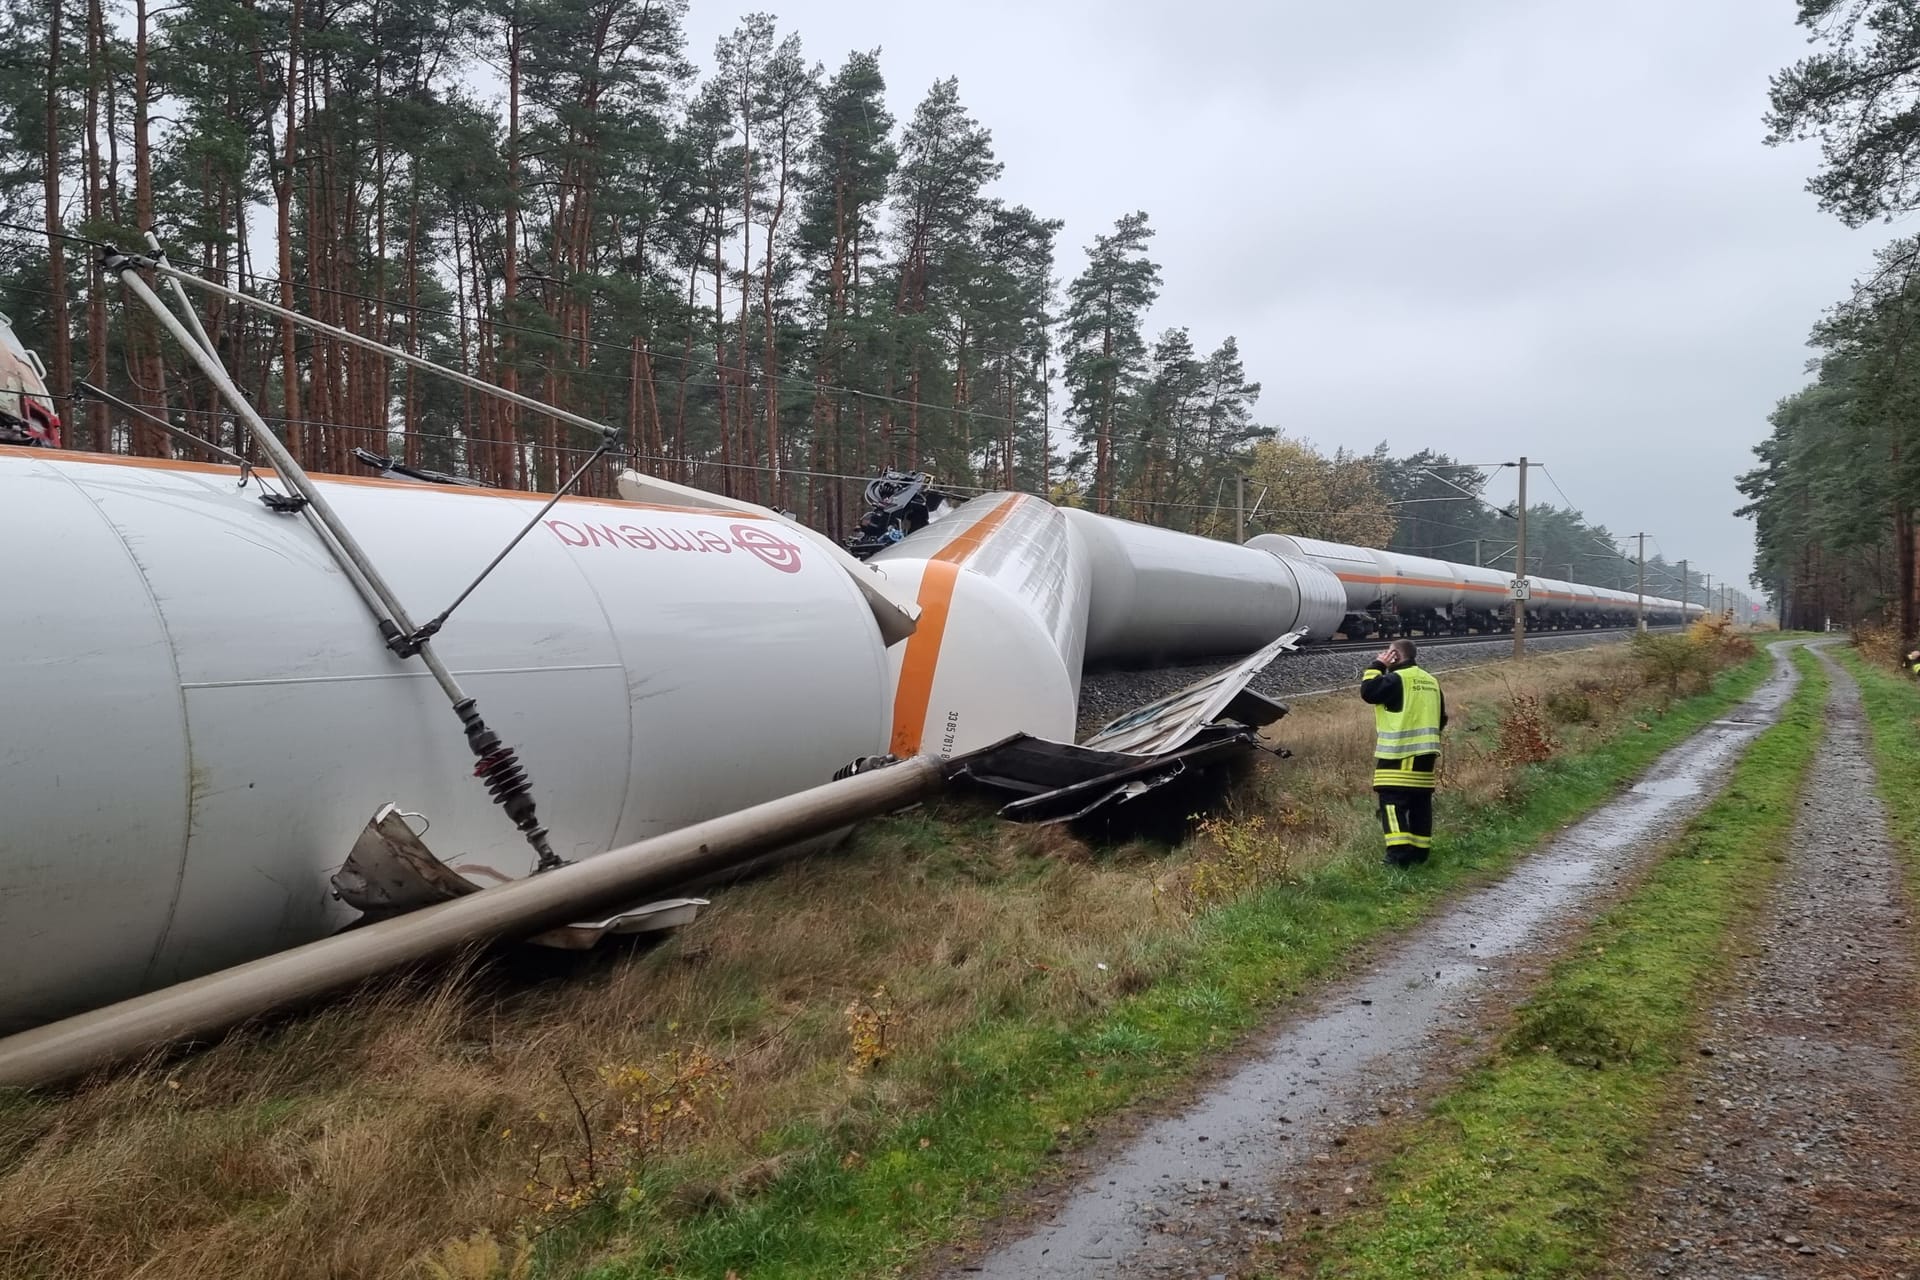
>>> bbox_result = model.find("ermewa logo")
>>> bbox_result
[728,523,803,573]
[545,517,803,574]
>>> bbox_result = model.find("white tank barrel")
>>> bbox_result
[1066,510,1330,664]
[866,492,1090,758]
[1247,533,1380,615]
[1363,548,1463,614]
[0,448,891,1032]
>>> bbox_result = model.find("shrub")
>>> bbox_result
[1185,813,1294,908]
[1543,688,1594,725]
[1630,631,1712,700]
[1853,620,1906,669]
[1687,613,1755,662]
[1493,693,1558,766]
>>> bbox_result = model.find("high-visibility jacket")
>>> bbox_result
[1362,663,1445,790]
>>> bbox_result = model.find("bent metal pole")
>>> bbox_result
[0,757,947,1089]
[105,251,565,872]
[105,253,456,699]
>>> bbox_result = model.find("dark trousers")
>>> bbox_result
[1376,787,1434,866]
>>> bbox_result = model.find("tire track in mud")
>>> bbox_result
[1606,644,1920,1279]
[940,643,1805,1280]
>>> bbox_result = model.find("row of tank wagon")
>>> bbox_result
[1245,533,1703,640]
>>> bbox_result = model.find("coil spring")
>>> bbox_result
[457,698,562,869]
[833,754,899,781]
[473,745,533,819]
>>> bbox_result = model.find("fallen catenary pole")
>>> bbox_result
[0,757,946,1090]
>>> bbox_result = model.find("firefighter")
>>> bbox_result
[1360,637,1447,867]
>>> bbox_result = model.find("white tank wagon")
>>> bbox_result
[1245,533,1379,620]
[1065,510,1346,666]
[1528,576,1574,622]
[1249,534,1484,637]
[0,447,893,1032]
[864,491,1092,759]
[1242,531,1707,638]
[864,497,1347,759]
[1453,562,1514,631]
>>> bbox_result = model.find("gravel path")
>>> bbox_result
[938,642,1803,1280]
[1076,630,1639,734]
[1607,643,1920,1279]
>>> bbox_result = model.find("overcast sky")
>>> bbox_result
[682,0,1896,598]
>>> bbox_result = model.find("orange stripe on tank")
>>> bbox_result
[1332,571,1588,601]
[886,494,1026,755]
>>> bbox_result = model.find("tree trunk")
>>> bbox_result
[1098,313,1114,514]
[276,0,303,461]
[43,0,72,423]
[402,178,421,468]
[761,139,791,509]
[712,206,732,495]
[675,258,697,482]
[736,51,757,501]
[132,0,165,456]
[84,0,108,451]
[501,13,522,489]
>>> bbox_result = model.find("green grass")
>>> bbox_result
[530,653,1785,1279]
[1291,645,1828,1280]
[1832,645,1920,902]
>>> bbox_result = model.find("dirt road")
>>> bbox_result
[940,643,1805,1280]
[1606,644,1920,1278]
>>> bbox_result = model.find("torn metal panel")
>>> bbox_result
[1078,629,1301,755]
[951,635,1300,828]
[956,733,1257,825]
[330,804,706,949]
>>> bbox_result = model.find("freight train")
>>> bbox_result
[1246,532,1697,639]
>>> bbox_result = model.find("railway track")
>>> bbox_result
[1077,626,1684,730]
[1312,625,1682,655]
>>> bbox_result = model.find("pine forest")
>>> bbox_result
[0,0,1682,592]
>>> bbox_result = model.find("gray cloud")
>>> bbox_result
[685,0,1896,591]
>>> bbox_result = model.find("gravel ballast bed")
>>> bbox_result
[1076,630,1637,735]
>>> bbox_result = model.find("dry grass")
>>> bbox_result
[0,644,1697,1280]
[1852,619,1906,669]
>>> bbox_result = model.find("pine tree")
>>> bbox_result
[798,49,895,531]
[1061,211,1160,513]
[890,77,1001,468]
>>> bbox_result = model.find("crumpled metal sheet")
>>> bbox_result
[330,804,707,948]
[951,633,1299,828]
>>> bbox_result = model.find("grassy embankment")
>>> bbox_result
[0,635,1772,1280]
[1275,642,1826,1279]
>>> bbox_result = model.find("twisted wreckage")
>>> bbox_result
[0,251,1336,1086]
[0,250,1700,1085]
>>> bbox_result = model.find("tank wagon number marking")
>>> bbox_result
[545,518,804,573]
